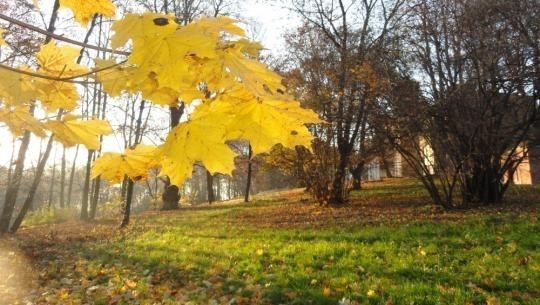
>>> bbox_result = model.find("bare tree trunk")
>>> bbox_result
[47,149,57,209]
[89,176,101,219]
[80,150,93,220]
[66,145,79,207]
[206,170,214,203]
[120,100,146,226]
[89,86,106,220]
[120,179,134,228]
[59,148,66,208]
[244,145,253,203]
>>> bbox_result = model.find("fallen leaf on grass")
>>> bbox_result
[323,287,331,296]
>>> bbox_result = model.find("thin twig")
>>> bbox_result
[0,13,130,56]
[0,60,127,82]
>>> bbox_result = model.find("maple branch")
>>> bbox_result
[0,13,130,56]
[0,60,127,83]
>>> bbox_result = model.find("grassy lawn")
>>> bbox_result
[1,179,538,304]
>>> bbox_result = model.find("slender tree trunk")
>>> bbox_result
[206,170,214,203]
[66,145,79,207]
[120,177,128,200]
[89,176,101,219]
[47,149,57,209]
[80,150,93,220]
[119,100,146,226]
[120,179,134,228]
[244,145,253,203]
[10,135,55,233]
[59,148,66,208]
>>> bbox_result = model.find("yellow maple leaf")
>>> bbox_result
[228,99,320,154]
[323,287,331,296]
[158,103,236,186]
[95,59,198,106]
[184,16,245,38]
[59,0,115,27]
[207,87,322,154]
[36,42,88,77]
[34,78,79,112]
[486,296,500,305]
[94,59,135,97]
[125,28,207,91]
[110,14,244,100]
[45,115,112,150]
[111,13,177,50]
[92,144,159,183]
[217,40,285,97]
[0,106,46,137]
[0,67,36,105]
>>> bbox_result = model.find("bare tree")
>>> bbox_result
[380,0,539,208]
[285,0,406,204]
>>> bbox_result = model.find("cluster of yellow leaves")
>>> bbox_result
[92,13,321,185]
[0,42,112,149]
[91,145,158,182]
[0,106,45,137]
[2,0,320,186]
[59,0,116,26]
[45,115,112,150]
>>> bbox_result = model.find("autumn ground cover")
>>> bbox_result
[0,179,538,305]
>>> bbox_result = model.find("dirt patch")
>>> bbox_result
[0,237,38,304]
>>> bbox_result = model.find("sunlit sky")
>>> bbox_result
[0,0,300,167]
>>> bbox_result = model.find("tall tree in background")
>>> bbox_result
[285,0,404,204]
[244,144,252,202]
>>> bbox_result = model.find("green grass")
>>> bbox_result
[21,206,77,226]
[11,179,540,304]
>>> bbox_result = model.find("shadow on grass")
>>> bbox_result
[10,178,539,304]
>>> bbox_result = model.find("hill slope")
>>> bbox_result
[1,179,538,304]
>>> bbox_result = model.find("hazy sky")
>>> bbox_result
[0,0,299,166]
